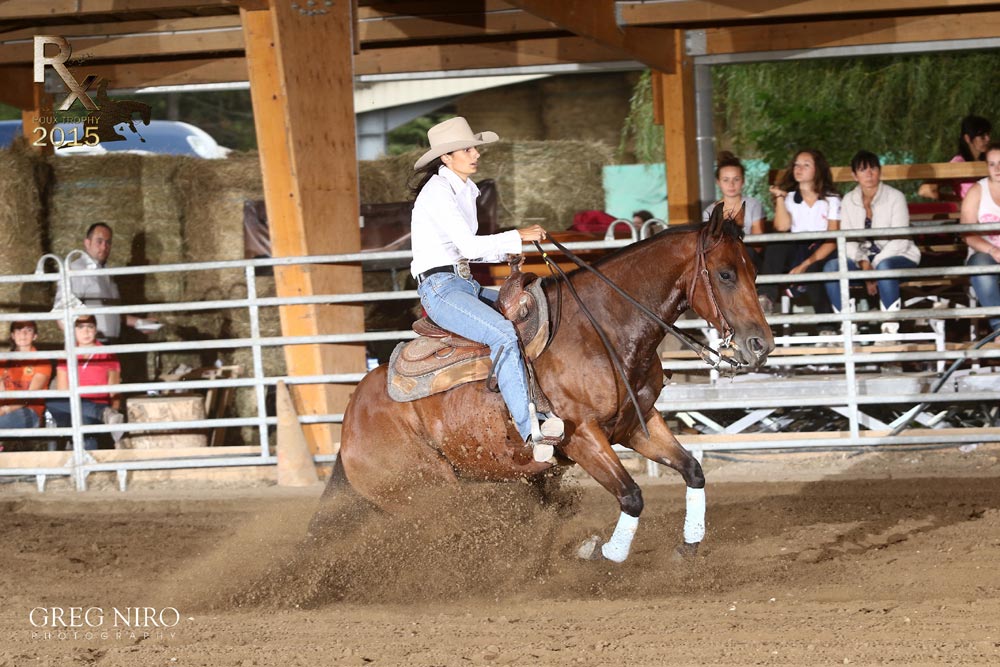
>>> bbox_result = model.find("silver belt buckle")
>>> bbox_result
[456,260,471,280]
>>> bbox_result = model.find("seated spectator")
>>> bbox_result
[632,209,654,228]
[702,151,766,269]
[46,315,123,451]
[960,142,1000,332]
[759,148,841,315]
[0,321,51,431]
[822,151,920,335]
[919,115,992,202]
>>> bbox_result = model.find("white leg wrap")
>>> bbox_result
[601,512,639,563]
[684,486,706,544]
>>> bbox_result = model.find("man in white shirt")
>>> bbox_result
[54,223,157,342]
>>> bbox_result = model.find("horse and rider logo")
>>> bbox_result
[32,35,151,146]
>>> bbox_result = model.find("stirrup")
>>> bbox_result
[528,403,563,462]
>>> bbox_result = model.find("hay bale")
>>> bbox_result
[0,144,47,314]
[174,152,262,301]
[539,74,634,147]
[475,140,612,230]
[45,153,188,350]
[360,140,610,230]
[456,83,545,140]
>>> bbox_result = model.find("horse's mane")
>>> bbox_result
[549,218,744,279]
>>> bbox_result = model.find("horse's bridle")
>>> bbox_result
[688,226,737,351]
[534,228,746,374]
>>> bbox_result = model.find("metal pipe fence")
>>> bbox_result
[0,221,998,490]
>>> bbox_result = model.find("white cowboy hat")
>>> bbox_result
[413,116,499,170]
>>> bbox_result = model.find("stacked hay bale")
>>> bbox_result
[173,153,282,443]
[456,83,545,140]
[0,144,47,322]
[539,73,636,148]
[47,154,185,377]
[360,140,611,230]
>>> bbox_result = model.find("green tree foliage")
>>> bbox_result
[619,70,664,164]
[713,51,1000,167]
[386,110,454,155]
[622,50,1000,167]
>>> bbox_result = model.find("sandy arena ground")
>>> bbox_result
[4,444,1000,666]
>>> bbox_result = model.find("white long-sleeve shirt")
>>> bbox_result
[53,251,122,340]
[410,166,522,277]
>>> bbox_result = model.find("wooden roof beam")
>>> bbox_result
[0,1,258,21]
[619,0,1000,27]
[704,10,1000,54]
[354,35,631,75]
[81,57,248,89]
[506,0,676,72]
[358,1,561,44]
[0,16,244,65]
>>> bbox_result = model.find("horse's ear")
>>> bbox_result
[706,200,725,238]
[733,201,746,231]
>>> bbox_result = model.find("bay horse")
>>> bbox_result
[316,205,774,562]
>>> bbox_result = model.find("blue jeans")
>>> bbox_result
[823,255,918,311]
[417,271,533,441]
[0,406,40,430]
[46,398,106,450]
[968,252,1000,331]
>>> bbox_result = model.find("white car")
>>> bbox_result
[0,119,231,159]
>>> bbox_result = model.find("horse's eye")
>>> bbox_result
[718,270,734,283]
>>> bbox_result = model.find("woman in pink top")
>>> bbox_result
[920,115,992,202]
[961,142,1000,332]
[46,315,123,450]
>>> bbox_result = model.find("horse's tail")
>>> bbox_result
[306,453,373,538]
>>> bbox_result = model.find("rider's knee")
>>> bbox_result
[620,486,643,517]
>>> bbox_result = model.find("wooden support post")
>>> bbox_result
[241,3,365,455]
[654,30,699,225]
[0,66,54,155]
[22,81,54,157]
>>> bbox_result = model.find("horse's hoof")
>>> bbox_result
[673,541,700,560]
[575,535,602,560]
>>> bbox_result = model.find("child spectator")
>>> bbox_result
[0,321,51,430]
[46,315,123,450]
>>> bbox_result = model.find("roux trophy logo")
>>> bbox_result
[32,35,151,148]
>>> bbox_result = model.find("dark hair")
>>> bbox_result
[409,157,445,199]
[631,210,654,223]
[8,320,36,349]
[74,314,97,326]
[778,148,838,198]
[958,115,992,161]
[85,222,112,239]
[850,150,881,173]
[714,151,745,179]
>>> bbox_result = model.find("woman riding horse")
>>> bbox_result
[410,116,563,462]
[319,155,775,564]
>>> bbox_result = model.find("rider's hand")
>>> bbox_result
[517,225,547,242]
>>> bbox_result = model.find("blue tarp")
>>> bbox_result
[603,163,668,222]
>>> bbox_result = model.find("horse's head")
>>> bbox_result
[688,203,774,371]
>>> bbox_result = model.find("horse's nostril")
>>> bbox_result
[747,336,766,357]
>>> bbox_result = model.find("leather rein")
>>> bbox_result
[535,226,744,374]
